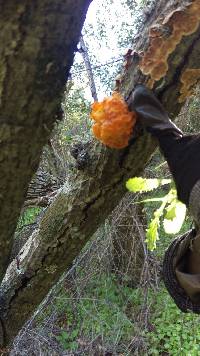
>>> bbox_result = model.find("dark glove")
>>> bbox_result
[129,86,200,311]
[163,180,200,313]
[129,85,183,137]
[129,85,200,206]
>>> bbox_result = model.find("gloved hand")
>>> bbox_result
[129,87,200,312]
[163,181,200,312]
[163,228,200,314]
[129,85,183,137]
[129,84,200,207]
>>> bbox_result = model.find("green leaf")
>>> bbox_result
[145,189,176,250]
[163,200,186,234]
[165,202,176,220]
[126,177,171,193]
[146,216,160,251]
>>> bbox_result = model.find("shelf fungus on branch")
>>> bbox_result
[179,68,200,103]
[90,93,137,149]
[139,0,200,88]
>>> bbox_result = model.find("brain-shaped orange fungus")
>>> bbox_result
[90,93,137,149]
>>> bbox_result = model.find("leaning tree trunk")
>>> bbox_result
[0,0,200,347]
[0,0,92,281]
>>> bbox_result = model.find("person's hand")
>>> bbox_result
[129,85,183,136]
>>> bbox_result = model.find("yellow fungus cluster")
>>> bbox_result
[90,93,137,149]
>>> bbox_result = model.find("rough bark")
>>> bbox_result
[24,170,60,208]
[0,0,92,280]
[1,0,200,347]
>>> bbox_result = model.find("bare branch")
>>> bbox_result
[79,35,98,101]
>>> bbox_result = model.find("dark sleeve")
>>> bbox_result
[163,229,200,314]
[149,129,200,206]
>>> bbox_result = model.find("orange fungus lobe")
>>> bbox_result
[90,93,137,149]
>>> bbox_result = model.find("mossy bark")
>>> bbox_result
[0,0,92,280]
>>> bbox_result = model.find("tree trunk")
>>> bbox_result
[1,0,200,347]
[24,169,60,208]
[0,0,92,281]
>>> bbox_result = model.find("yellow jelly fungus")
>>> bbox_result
[90,92,137,149]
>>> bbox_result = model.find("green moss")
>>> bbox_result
[17,207,42,230]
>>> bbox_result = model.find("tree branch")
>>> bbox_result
[79,35,98,101]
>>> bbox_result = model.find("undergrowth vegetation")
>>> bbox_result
[12,193,200,355]
[55,275,136,353]
[147,288,200,356]
[49,261,200,355]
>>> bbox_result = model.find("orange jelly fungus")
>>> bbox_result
[90,93,137,149]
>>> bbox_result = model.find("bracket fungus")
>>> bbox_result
[179,68,200,102]
[139,1,200,88]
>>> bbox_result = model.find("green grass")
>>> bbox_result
[39,273,200,354]
[55,274,137,351]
